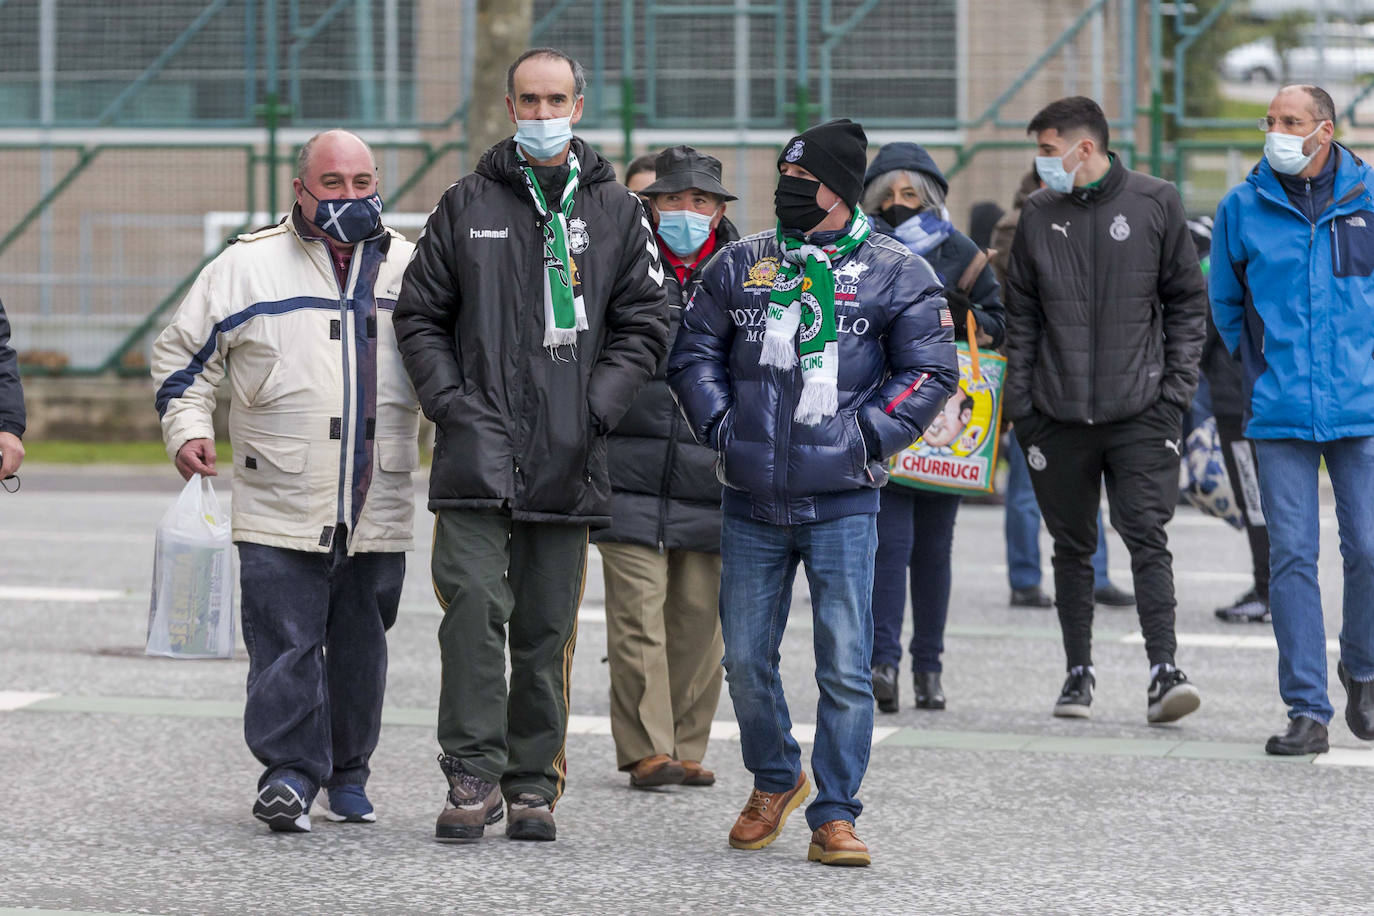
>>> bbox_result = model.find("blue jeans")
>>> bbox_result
[1255,437,1374,723]
[719,512,876,829]
[238,532,403,794]
[1004,428,1111,591]
[871,486,961,673]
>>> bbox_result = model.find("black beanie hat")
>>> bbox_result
[777,118,868,210]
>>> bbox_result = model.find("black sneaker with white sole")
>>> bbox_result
[1053,670,1095,718]
[1147,667,1201,723]
[253,776,312,833]
[1214,588,1270,623]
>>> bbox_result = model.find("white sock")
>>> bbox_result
[1069,665,1095,677]
[1150,662,1175,682]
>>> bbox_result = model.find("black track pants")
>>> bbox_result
[1015,402,1184,669]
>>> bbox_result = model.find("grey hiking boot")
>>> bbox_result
[506,793,556,841]
[435,754,503,842]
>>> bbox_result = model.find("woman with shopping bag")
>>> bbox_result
[860,143,1006,713]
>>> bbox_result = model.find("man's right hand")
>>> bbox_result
[175,438,217,480]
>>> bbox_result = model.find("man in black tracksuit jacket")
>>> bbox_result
[1005,97,1207,724]
[394,49,669,842]
[0,297,25,481]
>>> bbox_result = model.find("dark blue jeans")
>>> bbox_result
[238,533,403,794]
[719,512,876,829]
[871,485,961,673]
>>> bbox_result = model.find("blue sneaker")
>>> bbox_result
[325,784,376,823]
[253,776,312,833]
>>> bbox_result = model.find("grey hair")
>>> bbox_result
[507,47,586,99]
[860,168,946,216]
[296,128,376,180]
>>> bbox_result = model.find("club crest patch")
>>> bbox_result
[568,217,590,254]
[1109,214,1130,242]
[743,256,781,288]
[784,140,805,162]
[1027,444,1047,471]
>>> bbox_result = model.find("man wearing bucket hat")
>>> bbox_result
[593,146,739,791]
[669,120,958,866]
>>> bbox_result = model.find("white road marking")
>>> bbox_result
[1313,747,1374,768]
[0,691,58,710]
[0,585,129,602]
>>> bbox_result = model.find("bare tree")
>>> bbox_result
[465,0,534,170]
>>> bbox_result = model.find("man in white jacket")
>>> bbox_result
[152,129,419,833]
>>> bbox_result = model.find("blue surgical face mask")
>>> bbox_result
[1264,122,1324,176]
[1035,146,1084,194]
[656,208,716,256]
[303,186,383,244]
[514,117,574,160]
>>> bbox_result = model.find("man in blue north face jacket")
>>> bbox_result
[668,119,957,866]
[1211,84,1374,757]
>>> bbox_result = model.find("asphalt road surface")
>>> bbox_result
[2,466,1369,914]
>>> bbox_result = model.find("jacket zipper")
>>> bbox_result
[1087,203,1096,424]
[657,412,679,553]
[511,210,542,494]
[332,242,361,544]
[656,273,694,552]
[775,361,793,524]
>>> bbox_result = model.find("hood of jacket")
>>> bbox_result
[863,142,949,196]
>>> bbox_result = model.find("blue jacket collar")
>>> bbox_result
[1249,143,1369,219]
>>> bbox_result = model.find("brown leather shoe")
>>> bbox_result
[807,820,871,867]
[680,760,715,787]
[628,754,686,788]
[728,771,810,850]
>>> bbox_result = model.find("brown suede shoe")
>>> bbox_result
[727,771,810,850]
[679,760,715,787]
[807,820,871,866]
[628,754,686,788]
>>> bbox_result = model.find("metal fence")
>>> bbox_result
[0,0,1368,372]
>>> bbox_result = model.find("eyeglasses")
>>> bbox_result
[1257,116,1324,132]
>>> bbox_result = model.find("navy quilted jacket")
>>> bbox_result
[667,229,959,526]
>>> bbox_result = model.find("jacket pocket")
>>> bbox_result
[1332,211,1374,278]
[847,411,868,478]
[377,437,419,473]
[366,437,419,534]
[233,437,310,525]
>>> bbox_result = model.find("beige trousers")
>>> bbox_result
[598,542,725,770]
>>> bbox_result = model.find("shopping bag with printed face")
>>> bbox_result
[889,330,1005,496]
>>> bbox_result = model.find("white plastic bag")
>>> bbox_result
[146,473,236,659]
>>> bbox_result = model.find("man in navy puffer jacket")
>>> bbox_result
[668,119,957,867]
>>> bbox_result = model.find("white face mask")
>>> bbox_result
[514,117,573,160]
[1264,122,1326,176]
[1035,146,1084,194]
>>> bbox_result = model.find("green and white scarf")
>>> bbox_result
[519,149,587,349]
[760,207,872,425]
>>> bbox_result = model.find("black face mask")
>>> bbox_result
[774,174,834,231]
[879,203,921,229]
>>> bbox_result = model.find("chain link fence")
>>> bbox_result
[1,0,1368,371]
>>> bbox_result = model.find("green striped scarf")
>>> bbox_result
[760,207,872,425]
[519,150,587,348]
